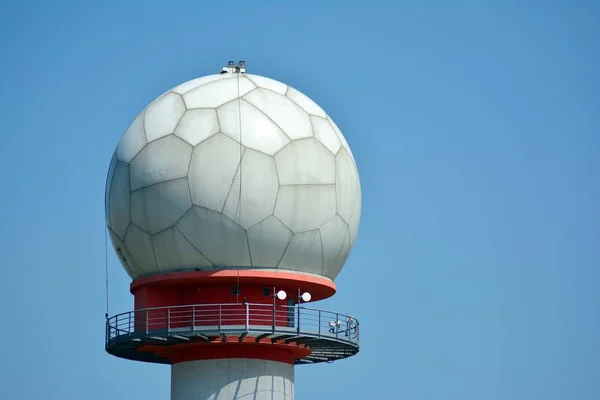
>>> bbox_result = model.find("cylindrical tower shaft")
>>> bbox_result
[172,358,294,400]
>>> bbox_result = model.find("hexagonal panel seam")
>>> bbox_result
[176,75,238,96]
[289,213,337,236]
[246,234,254,267]
[307,115,332,156]
[183,80,257,109]
[271,171,281,217]
[173,225,217,267]
[284,89,328,121]
[185,154,194,204]
[126,134,193,172]
[129,175,190,195]
[123,222,159,274]
[116,111,148,164]
[277,183,336,187]
[145,200,194,239]
[209,87,258,113]
[308,115,341,157]
[141,130,192,149]
[214,106,224,133]
[273,138,336,186]
[319,228,325,276]
[239,98,293,142]
[143,92,186,143]
[326,116,357,166]
[105,154,117,226]
[241,83,288,99]
[274,228,295,269]
[109,227,138,276]
[219,148,245,214]
[243,75,288,95]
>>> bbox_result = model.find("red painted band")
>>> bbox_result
[131,270,336,302]
[137,340,312,365]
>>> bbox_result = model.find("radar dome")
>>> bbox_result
[105,71,361,281]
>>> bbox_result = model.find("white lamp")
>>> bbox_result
[276,290,287,301]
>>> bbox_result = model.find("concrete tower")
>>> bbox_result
[105,62,361,400]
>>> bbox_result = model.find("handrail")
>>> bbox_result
[106,302,360,346]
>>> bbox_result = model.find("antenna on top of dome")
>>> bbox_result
[220,61,247,74]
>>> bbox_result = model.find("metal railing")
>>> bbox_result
[106,302,359,346]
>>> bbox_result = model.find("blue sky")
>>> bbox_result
[1,1,599,399]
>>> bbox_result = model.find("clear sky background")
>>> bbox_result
[1,1,599,399]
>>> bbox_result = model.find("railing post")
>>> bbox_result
[318,310,321,337]
[245,303,249,332]
[168,308,171,332]
[297,304,300,335]
[272,300,276,334]
[336,313,339,341]
[218,305,222,332]
[192,305,195,332]
[145,310,148,334]
[347,317,351,339]
[128,312,131,335]
[345,315,349,338]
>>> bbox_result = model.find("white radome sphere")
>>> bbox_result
[105,72,361,280]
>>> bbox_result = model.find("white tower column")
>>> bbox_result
[171,358,295,400]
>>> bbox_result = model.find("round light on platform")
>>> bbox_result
[276,290,287,300]
[301,292,312,302]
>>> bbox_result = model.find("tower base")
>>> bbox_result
[171,358,294,400]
